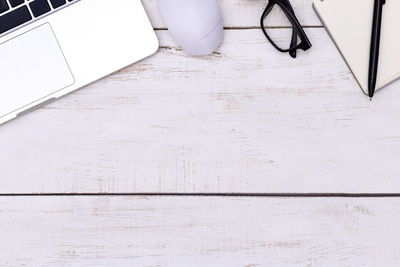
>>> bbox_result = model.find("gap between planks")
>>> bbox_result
[1,193,400,198]
[153,26,324,31]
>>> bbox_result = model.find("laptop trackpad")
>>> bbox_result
[0,23,74,117]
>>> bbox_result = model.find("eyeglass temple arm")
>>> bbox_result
[282,0,298,58]
[289,28,297,58]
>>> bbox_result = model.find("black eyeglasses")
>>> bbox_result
[260,0,312,58]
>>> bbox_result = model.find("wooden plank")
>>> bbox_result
[1,28,400,194]
[142,0,322,28]
[1,196,400,266]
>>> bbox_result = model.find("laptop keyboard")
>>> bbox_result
[0,0,77,36]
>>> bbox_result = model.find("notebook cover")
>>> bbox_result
[313,0,400,94]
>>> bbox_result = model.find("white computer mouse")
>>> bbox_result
[156,0,224,56]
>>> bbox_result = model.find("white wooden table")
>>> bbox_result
[1,0,400,266]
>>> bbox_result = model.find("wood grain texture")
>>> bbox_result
[1,27,400,194]
[1,196,400,266]
[142,0,322,28]
[2,2,398,266]
[1,0,400,194]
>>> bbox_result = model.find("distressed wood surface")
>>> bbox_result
[1,1,400,265]
[1,0,400,194]
[1,196,400,266]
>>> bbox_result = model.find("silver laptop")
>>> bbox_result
[0,0,159,124]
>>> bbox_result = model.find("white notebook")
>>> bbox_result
[313,0,400,94]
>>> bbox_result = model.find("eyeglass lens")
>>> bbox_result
[261,3,301,51]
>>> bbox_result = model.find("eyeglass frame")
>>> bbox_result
[260,0,312,58]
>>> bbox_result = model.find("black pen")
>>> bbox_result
[368,0,386,100]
